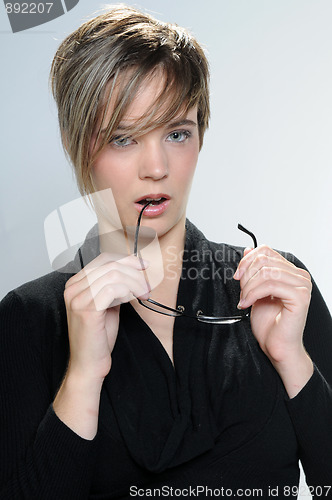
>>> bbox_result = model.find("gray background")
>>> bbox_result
[1,0,331,311]
[1,0,331,494]
[1,1,331,311]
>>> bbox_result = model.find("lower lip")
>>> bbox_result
[134,199,170,217]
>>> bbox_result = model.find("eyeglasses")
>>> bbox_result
[134,202,257,324]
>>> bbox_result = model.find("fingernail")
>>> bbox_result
[236,269,244,280]
[233,268,240,280]
[237,298,246,309]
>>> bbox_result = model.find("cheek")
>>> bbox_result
[91,163,111,191]
[174,146,199,182]
[91,151,127,191]
[91,149,108,182]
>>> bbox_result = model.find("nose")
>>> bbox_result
[138,140,169,180]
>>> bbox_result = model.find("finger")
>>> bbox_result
[85,261,149,292]
[69,282,126,313]
[243,247,253,257]
[238,277,312,310]
[66,256,149,294]
[89,270,150,302]
[66,253,148,288]
[234,245,282,281]
[93,283,141,311]
[240,266,311,300]
[233,247,253,279]
[234,245,300,281]
[239,255,310,290]
[67,271,150,311]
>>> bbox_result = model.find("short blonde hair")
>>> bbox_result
[50,4,210,195]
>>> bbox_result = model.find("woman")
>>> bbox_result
[1,5,332,499]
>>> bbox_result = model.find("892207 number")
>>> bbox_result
[284,485,331,496]
[5,3,53,14]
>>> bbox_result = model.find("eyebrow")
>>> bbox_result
[100,119,197,134]
[165,119,197,129]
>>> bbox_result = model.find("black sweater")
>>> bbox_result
[1,221,332,499]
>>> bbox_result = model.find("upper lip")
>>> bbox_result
[134,193,170,203]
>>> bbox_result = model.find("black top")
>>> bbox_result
[1,220,332,499]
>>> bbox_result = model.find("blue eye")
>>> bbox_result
[110,136,134,148]
[167,130,191,143]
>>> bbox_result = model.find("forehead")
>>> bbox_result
[99,68,196,133]
[115,73,165,124]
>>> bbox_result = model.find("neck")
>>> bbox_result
[145,215,186,297]
[159,217,186,277]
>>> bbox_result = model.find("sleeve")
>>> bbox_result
[0,291,97,500]
[284,255,332,491]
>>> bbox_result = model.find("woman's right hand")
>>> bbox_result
[64,253,150,381]
[53,253,149,439]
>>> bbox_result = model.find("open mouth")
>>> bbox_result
[137,197,167,206]
[134,194,170,216]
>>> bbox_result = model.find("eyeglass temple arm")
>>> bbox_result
[237,223,258,249]
[134,201,152,256]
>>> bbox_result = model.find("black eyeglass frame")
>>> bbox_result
[133,202,257,324]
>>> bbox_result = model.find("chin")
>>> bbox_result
[152,213,186,237]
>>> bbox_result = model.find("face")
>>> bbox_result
[91,72,200,242]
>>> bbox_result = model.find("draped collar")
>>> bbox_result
[68,220,278,473]
[100,220,278,472]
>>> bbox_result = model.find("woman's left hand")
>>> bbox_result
[233,245,314,397]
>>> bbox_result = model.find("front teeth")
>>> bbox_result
[146,197,162,202]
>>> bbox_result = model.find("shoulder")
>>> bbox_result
[0,270,72,347]
[1,270,71,313]
[2,221,101,312]
[0,271,72,384]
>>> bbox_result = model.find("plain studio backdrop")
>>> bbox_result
[0,1,331,497]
